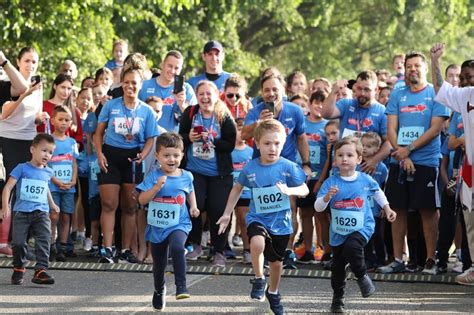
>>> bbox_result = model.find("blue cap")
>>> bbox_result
[203,40,224,53]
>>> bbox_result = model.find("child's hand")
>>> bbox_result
[189,207,200,218]
[324,185,339,202]
[154,176,167,190]
[382,207,397,222]
[216,214,231,235]
[51,204,60,213]
[0,207,11,219]
[276,182,290,195]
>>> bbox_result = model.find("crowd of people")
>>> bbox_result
[0,39,472,313]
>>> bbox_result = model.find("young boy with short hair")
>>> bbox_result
[315,136,396,313]
[136,132,200,312]
[48,106,79,262]
[1,133,60,285]
[217,119,309,315]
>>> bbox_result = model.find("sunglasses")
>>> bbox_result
[226,93,241,99]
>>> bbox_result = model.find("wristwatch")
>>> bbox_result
[302,161,311,167]
[0,59,8,67]
[406,142,415,153]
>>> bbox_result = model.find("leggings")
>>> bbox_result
[151,230,187,291]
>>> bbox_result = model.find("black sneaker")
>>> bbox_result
[64,250,77,258]
[323,258,333,270]
[152,286,166,312]
[437,264,448,274]
[321,252,332,263]
[250,277,267,301]
[176,285,190,300]
[283,250,297,270]
[98,248,114,264]
[49,245,57,262]
[118,249,139,264]
[265,288,284,315]
[87,247,100,258]
[32,269,55,285]
[357,274,375,298]
[330,296,345,313]
[296,251,316,264]
[11,268,25,285]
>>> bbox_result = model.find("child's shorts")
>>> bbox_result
[88,195,102,221]
[236,198,250,207]
[296,179,318,208]
[247,222,289,262]
[52,192,75,214]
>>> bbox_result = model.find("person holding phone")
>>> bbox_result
[139,50,197,131]
[179,80,236,267]
[94,67,159,264]
[242,73,310,270]
[0,47,49,257]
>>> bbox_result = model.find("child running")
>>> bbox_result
[314,136,396,313]
[217,119,309,315]
[136,132,200,312]
[1,133,60,285]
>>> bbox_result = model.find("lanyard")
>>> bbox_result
[122,101,138,135]
[194,110,216,137]
[45,118,51,134]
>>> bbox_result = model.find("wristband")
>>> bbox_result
[406,142,415,153]
[302,161,311,167]
[0,59,8,68]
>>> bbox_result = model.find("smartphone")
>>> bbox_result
[264,101,275,114]
[173,74,185,94]
[193,125,204,135]
[31,75,41,86]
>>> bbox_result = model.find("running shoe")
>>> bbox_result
[376,260,405,274]
[330,296,345,313]
[32,268,54,285]
[11,267,25,285]
[250,277,267,301]
[421,258,437,275]
[118,249,140,264]
[176,285,190,300]
[314,246,324,261]
[283,250,297,270]
[98,247,114,264]
[242,250,252,264]
[265,288,284,315]
[186,245,203,260]
[357,274,375,297]
[232,235,243,247]
[456,267,474,286]
[297,251,316,264]
[152,286,166,311]
[212,252,226,267]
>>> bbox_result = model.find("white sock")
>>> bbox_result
[77,231,85,238]
[395,257,404,263]
[255,275,265,280]
[268,289,278,295]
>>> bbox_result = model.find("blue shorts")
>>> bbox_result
[52,192,75,214]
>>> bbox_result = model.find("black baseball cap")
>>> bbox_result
[203,40,224,53]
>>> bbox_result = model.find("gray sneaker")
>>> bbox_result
[376,260,405,274]
[186,245,203,261]
[242,250,252,264]
[212,252,226,267]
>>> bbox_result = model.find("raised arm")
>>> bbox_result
[430,43,445,94]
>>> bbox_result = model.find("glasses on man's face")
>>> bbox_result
[226,93,241,100]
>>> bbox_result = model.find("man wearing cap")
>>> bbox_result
[188,40,231,92]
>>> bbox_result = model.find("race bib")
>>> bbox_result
[252,186,290,214]
[397,126,424,145]
[331,209,364,236]
[20,178,48,203]
[90,160,100,181]
[342,128,365,138]
[52,164,72,182]
[192,142,215,160]
[309,144,321,165]
[147,201,180,228]
[114,117,140,135]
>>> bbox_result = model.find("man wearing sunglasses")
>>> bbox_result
[222,73,252,120]
[188,40,231,92]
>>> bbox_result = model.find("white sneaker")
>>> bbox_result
[232,235,243,247]
[242,251,252,264]
[201,231,210,248]
[83,238,93,251]
[456,267,474,285]
[452,261,463,273]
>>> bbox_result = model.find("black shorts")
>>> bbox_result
[247,222,289,262]
[98,144,143,185]
[296,180,317,208]
[236,199,250,207]
[89,195,101,221]
[385,164,440,211]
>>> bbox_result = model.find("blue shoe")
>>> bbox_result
[265,288,284,315]
[283,250,297,270]
[176,285,190,300]
[250,277,267,301]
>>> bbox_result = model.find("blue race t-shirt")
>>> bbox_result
[83,111,98,135]
[105,59,121,70]
[448,112,464,138]
[77,118,89,177]
[244,101,306,162]
[10,162,54,213]
[136,168,194,243]
[88,153,100,199]
[297,117,328,180]
[185,112,221,177]
[49,136,79,193]
[356,163,388,217]
[336,98,387,138]
[238,157,306,235]
[98,97,159,149]
[188,71,231,92]
[138,79,197,131]
[317,172,379,246]
[231,145,254,200]
[385,84,450,167]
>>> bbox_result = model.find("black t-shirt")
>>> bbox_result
[0,80,12,109]
[108,86,123,99]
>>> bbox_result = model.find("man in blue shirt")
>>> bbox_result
[378,51,449,275]
[321,70,391,175]
[188,41,231,92]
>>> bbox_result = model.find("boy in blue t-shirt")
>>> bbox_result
[48,106,79,262]
[359,132,388,270]
[217,120,309,315]
[315,136,396,313]
[1,134,60,285]
[136,132,200,312]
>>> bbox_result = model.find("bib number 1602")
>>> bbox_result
[257,192,283,204]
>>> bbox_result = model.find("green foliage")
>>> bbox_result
[1,0,472,94]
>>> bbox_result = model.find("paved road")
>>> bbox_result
[1,269,473,314]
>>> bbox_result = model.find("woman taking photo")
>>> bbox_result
[179,80,236,267]
[94,67,158,263]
